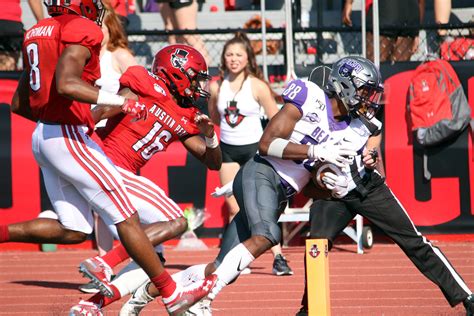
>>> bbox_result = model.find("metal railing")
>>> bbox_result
[2,22,473,80]
[124,22,473,87]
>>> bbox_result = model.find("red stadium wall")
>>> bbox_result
[0,62,473,251]
[383,69,473,231]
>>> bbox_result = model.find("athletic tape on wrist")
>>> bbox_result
[97,90,126,106]
[267,138,289,158]
[307,144,316,159]
[205,133,219,148]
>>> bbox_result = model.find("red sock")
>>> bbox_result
[151,270,176,298]
[0,225,9,243]
[88,284,121,307]
[100,244,129,268]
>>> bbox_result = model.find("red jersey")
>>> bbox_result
[98,66,201,173]
[22,15,103,130]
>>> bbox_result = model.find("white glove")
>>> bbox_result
[308,142,357,168]
[211,181,234,198]
[321,172,349,198]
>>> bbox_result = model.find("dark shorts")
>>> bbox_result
[169,0,193,9]
[221,141,259,165]
[367,0,420,38]
[0,20,23,53]
[215,156,288,265]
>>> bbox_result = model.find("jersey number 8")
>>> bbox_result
[282,82,302,100]
[26,43,41,92]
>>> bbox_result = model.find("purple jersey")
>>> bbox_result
[263,79,382,193]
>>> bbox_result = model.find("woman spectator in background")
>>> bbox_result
[342,0,424,62]
[159,0,209,64]
[95,3,138,123]
[108,0,135,29]
[208,32,293,276]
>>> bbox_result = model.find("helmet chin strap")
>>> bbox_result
[331,80,351,112]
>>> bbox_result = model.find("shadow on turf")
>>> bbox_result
[11,280,82,290]
[163,264,193,270]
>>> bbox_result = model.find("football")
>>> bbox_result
[310,162,344,190]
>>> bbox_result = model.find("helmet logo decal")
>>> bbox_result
[171,49,189,69]
[338,59,363,77]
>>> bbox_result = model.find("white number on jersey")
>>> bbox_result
[132,122,172,160]
[26,43,41,91]
[282,82,302,100]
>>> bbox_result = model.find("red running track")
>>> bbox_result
[0,241,473,315]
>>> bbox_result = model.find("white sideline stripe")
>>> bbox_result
[2,271,474,278]
[210,305,453,311]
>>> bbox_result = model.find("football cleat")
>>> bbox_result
[272,254,294,276]
[163,274,217,316]
[78,280,100,294]
[79,256,114,298]
[295,306,308,316]
[119,281,154,316]
[206,276,227,301]
[464,294,474,316]
[184,298,213,316]
[69,300,103,316]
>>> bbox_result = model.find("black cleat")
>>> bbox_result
[295,306,308,316]
[272,254,294,276]
[464,295,474,316]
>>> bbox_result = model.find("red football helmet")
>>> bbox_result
[44,0,105,25]
[152,44,211,105]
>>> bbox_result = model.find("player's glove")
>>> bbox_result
[308,142,356,168]
[321,172,350,198]
[121,99,148,121]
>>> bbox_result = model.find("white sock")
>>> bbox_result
[209,243,255,299]
[171,264,207,287]
[111,261,149,297]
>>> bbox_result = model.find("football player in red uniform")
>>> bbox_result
[6,0,216,314]
[69,44,222,313]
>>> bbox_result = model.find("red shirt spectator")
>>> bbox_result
[2,0,22,22]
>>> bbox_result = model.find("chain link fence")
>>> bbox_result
[127,22,474,76]
[2,22,473,78]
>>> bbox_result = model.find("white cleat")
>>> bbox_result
[163,274,217,316]
[69,300,103,316]
[184,298,213,316]
[119,281,154,316]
